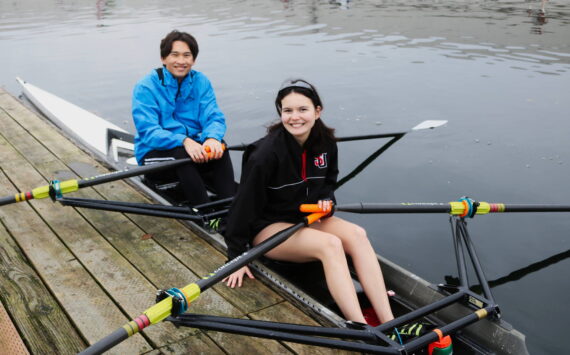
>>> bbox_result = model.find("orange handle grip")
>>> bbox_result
[300,204,332,213]
[204,143,227,158]
[306,212,328,225]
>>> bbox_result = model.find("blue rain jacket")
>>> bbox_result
[132,67,226,163]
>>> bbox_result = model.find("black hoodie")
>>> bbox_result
[224,126,338,260]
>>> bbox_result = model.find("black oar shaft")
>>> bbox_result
[498,204,570,213]
[196,222,305,290]
[336,202,451,214]
[58,198,208,221]
[0,195,17,206]
[60,197,192,213]
[332,203,570,215]
[3,121,442,207]
[0,158,194,206]
[336,132,406,142]
[80,328,128,355]
[227,130,413,150]
[77,158,192,188]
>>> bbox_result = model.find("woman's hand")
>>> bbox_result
[222,266,255,288]
[183,138,208,163]
[203,138,224,160]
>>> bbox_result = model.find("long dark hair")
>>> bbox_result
[269,79,335,151]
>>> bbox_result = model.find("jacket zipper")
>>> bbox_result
[173,81,190,137]
[175,80,182,100]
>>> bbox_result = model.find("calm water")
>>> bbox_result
[1,1,569,353]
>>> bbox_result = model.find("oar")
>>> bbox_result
[227,120,448,151]
[78,211,328,355]
[301,201,570,216]
[335,120,447,189]
[0,147,228,207]
[0,158,192,206]
[337,119,447,142]
[2,121,446,206]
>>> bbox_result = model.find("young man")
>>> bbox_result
[133,30,235,205]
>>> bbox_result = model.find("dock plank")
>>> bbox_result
[0,158,150,354]
[0,220,80,355]
[148,332,225,355]
[204,317,292,355]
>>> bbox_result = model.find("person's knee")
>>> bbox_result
[345,224,372,253]
[353,225,368,241]
[317,234,344,260]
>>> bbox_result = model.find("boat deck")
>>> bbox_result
[0,88,348,354]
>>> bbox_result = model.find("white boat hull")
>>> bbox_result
[16,77,134,164]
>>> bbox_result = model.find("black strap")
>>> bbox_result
[155,67,165,86]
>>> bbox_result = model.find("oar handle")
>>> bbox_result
[306,212,329,224]
[299,204,333,214]
[204,143,227,157]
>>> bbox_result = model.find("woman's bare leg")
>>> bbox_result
[253,223,366,323]
[312,217,395,323]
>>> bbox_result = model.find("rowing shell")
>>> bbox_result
[16,77,135,164]
[16,77,529,355]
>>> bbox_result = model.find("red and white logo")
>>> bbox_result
[314,153,328,168]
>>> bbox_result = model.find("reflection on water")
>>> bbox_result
[1,1,569,354]
[527,0,549,34]
[446,248,570,293]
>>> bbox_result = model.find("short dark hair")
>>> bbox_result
[160,30,199,59]
[269,79,335,149]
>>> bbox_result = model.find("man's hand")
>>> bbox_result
[183,137,208,163]
[203,138,224,160]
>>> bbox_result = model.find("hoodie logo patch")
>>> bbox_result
[314,153,328,168]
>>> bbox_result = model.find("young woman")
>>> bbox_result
[223,79,394,324]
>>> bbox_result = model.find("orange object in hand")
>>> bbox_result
[306,212,329,224]
[300,204,333,213]
[204,143,227,159]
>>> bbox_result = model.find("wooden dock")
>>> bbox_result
[0,88,347,354]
